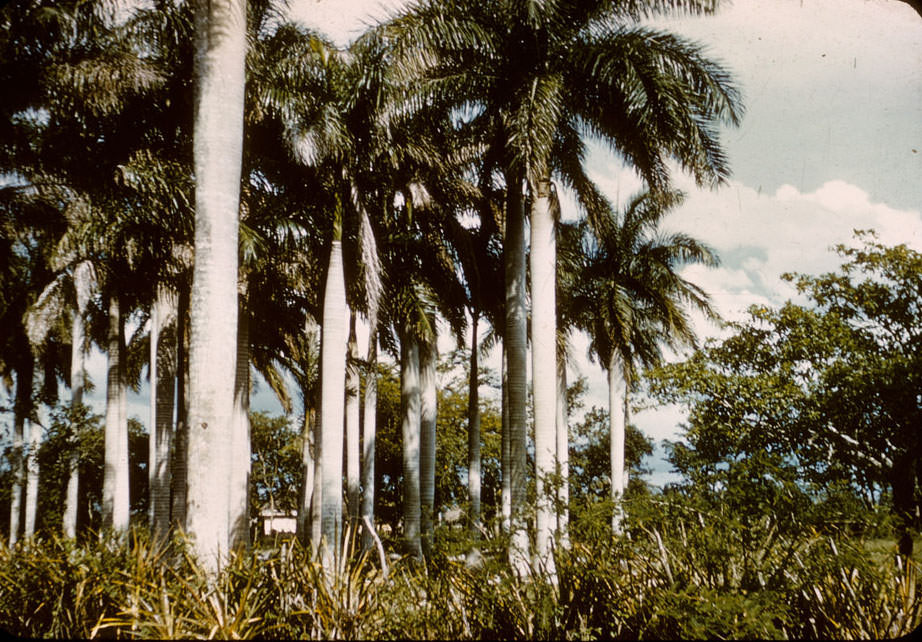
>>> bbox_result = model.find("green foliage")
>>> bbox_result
[372,356,502,532]
[569,404,654,506]
[0,516,919,640]
[36,405,149,536]
[645,232,922,553]
[248,410,302,515]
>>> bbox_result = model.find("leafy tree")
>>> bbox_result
[646,231,922,555]
[248,411,302,517]
[33,405,149,538]
[568,406,654,509]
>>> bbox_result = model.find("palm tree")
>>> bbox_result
[575,190,719,534]
[385,0,742,570]
[185,0,247,571]
[64,260,94,537]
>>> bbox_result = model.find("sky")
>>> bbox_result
[290,0,922,484]
[5,0,918,488]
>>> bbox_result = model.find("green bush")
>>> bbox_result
[0,516,919,640]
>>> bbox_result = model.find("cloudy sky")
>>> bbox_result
[293,0,922,481]
[292,0,922,483]
[33,0,918,486]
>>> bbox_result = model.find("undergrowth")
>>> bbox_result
[1,505,919,640]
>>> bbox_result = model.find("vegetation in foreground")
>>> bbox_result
[1,494,919,641]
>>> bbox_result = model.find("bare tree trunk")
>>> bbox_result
[500,348,510,534]
[186,0,246,572]
[9,359,33,545]
[171,285,189,531]
[23,414,42,538]
[555,353,570,548]
[345,310,361,524]
[361,325,378,551]
[102,294,130,533]
[467,313,482,542]
[400,332,422,560]
[63,262,92,538]
[228,297,250,551]
[149,286,177,541]
[530,178,557,576]
[505,176,529,574]
[419,328,437,559]
[319,237,348,569]
[608,355,627,535]
[296,404,315,546]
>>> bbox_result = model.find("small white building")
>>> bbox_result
[260,508,297,537]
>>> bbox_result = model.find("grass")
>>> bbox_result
[0,516,919,639]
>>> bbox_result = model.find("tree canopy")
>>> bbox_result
[646,230,922,554]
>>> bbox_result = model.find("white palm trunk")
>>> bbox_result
[345,310,361,523]
[296,319,318,548]
[505,181,530,575]
[319,238,347,568]
[608,354,627,535]
[555,353,570,548]
[530,179,557,575]
[419,332,437,558]
[400,332,422,559]
[9,362,31,545]
[500,348,510,533]
[102,295,130,533]
[360,324,378,551]
[296,403,315,544]
[467,314,482,542]
[149,286,177,540]
[186,0,246,572]
[229,299,250,550]
[170,286,189,530]
[23,415,42,538]
[64,261,92,538]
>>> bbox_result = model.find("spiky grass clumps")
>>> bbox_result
[0,520,919,640]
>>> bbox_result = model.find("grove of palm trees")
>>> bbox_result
[1,0,920,638]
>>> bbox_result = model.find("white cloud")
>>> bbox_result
[659,178,922,325]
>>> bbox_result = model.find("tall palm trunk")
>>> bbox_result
[23,413,42,537]
[229,297,250,551]
[555,353,570,548]
[501,348,510,533]
[319,236,347,568]
[530,178,557,573]
[296,398,315,545]
[171,285,189,530]
[400,331,422,559]
[360,324,378,551]
[608,354,628,535]
[467,312,482,542]
[149,286,177,541]
[102,294,130,532]
[296,319,319,549]
[505,176,529,573]
[345,310,361,524]
[9,358,33,545]
[186,0,246,571]
[64,261,92,538]
[64,307,84,539]
[419,330,437,559]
